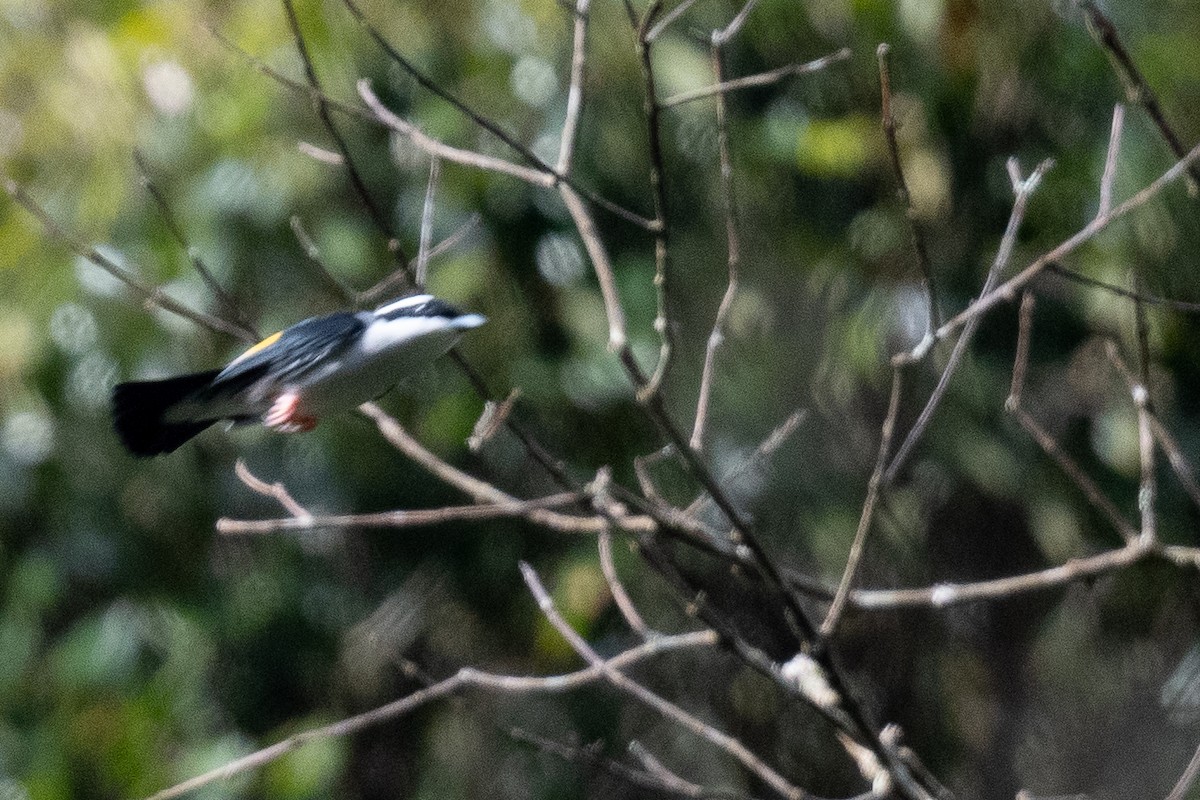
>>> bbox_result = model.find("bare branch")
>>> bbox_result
[281,0,411,272]
[519,562,810,800]
[1006,305,1137,541]
[206,24,373,123]
[886,158,1053,482]
[144,629,719,800]
[927,139,1200,348]
[468,388,521,453]
[2,173,253,343]
[1081,1,1200,195]
[1044,262,1200,314]
[645,0,700,42]
[1107,345,1200,511]
[1134,379,1157,542]
[1098,104,1126,217]
[290,215,357,305]
[633,445,673,502]
[661,49,851,108]
[132,150,259,340]
[877,43,938,332]
[416,156,441,287]
[1165,743,1200,800]
[690,37,741,452]
[359,402,657,536]
[217,492,583,535]
[628,740,725,798]
[297,140,345,164]
[513,729,752,799]
[1007,292,1036,407]
[556,0,591,176]
[359,80,555,187]
[1131,275,1158,542]
[559,184,631,351]
[1011,405,1138,542]
[360,214,482,308]
[232,459,311,521]
[822,367,903,637]
[630,3,676,401]
[686,410,806,517]
[599,529,656,638]
[850,537,1156,610]
[340,0,657,231]
[712,0,760,45]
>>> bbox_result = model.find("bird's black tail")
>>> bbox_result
[112,370,222,457]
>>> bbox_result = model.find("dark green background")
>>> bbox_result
[3,0,1200,797]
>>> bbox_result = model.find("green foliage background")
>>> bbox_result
[3,0,1200,798]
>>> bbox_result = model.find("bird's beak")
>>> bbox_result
[452,313,487,329]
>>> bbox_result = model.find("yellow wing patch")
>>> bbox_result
[231,331,282,365]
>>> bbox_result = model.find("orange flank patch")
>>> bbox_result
[231,331,282,364]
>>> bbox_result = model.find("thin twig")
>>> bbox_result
[822,367,903,637]
[2,174,253,343]
[1132,272,1157,542]
[923,139,1200,351]
[1005,295,1138,541]
[143,629,718,800]
[416,156,441,287]
[281,0,411,272]
[876,43,938,332]
[690,36,741,452]
[468,388,521,453]
[633,446,673,502]
[1044,262,1200,314]
[599,529,656,638]
[849,537,1156,609]
[360,214,482,307]
[559,184,631,351]
[132,150,259,340]
[1080,1,1200,195]
[686,410,806,517]
[632,1,676,401]
[519,562,809,800]
[513,729,752,799]
[1106,345,1200,511]
[712,0,759,44]
[206,25,374,122]
[661,48,852,109]
[233,459,311,521]
[1098,104,1126,217]
[886,158,1053,483]
[289,215,357,304]
[1011,405,1138,542]
[358,402,656,536]
[1007,292,1036,406]
[340,0,656,231]
[556,0,591,176]
[297,140,345,164]
[645,0,700,42]
[217,492,583,535]
[1165,743,1200,800]
[359,80,555,187]
[628,741,726,798]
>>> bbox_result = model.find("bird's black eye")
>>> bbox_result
[421,299,464,319]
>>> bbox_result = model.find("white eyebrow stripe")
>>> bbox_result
[375,294,434,316]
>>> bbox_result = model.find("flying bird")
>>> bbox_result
[112,294,486,456]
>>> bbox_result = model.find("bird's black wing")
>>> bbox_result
[211,311,366,393]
